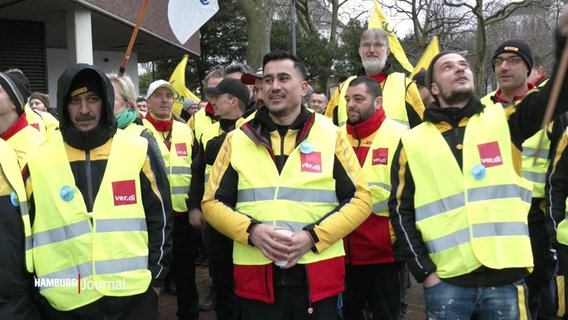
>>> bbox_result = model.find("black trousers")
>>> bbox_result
[172,214,199,320]
[1,291,41,320]
[557,244,568,320]
[343,262,403,320]
[38,286,159,320]
[240,286,340,320]
[526,207,556,319]
[205,224,240,320]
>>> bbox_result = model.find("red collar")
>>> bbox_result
[366,73,387,84]
[494,83,535,103]
[346,107,386,139]
[144,112,173,132]
[1,114,29,141]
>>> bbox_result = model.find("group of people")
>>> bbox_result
[3,5,568,320]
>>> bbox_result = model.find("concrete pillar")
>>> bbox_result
[66,10,93,64]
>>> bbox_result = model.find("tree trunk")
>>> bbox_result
[237,0,274,70]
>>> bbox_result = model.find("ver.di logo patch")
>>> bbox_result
[112,180,137,206]
[477,141,503,168]
[175,143,188,157]
[301,152,322,173]
[372,148,388,166]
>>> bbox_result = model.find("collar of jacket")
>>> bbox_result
[424,97,484,127]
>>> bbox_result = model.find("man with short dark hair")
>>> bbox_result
[308,89,328,114]
[342,76,407,319]
[390,31,568,317]
[481,39,556,319]
[202,51,371,319]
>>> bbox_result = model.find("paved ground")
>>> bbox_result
[158,265,425,320]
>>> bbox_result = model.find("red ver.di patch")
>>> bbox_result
[372,148,388,166]
[112,180,137,206]
[477,141,503,168]
[175,143,188,157]
[301,152,322,173]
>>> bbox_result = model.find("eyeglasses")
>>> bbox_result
[360,42,386,49]
[491,56,523,67]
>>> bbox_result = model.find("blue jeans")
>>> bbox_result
[423,279,530,320]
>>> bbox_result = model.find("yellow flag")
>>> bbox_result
[368,0,414,72]
[169,54,200,116]
[409,37,440,79]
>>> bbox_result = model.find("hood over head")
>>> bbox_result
[57,64,116,150]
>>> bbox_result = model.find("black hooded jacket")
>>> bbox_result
[31,64,172,295]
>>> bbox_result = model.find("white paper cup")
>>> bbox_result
[274,229,293,267]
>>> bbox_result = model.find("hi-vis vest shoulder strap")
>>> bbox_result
[194,108,214,142]
[336,74,410,127]
[521,130,550,198]
[201,122,222,186]
[481,91,550,199]
[7,124,46,169]
[29,131,151,311]
[360,119,407,216]
[402,104,533,278]
[231,115,343,265]
[124,122,146,136]
[0,140,33,273]
[143,119,193,212]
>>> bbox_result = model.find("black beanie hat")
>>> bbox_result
[492,39,534,75]
[0,72,26,115]
[68,69,104,100]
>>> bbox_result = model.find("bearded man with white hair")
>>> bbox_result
[325,29,424,128]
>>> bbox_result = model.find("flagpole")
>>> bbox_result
[118,0,149,77]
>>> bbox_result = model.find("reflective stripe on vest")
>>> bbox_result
[144,119,193,212]
[231,115,343,265]
[336,74,410,127]
[0,140,34,273]
[29,131,151,311]
[521,130,550,198]
[402,104,533,278]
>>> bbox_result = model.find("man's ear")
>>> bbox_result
[374,96,383,111]
[430,83,439,96]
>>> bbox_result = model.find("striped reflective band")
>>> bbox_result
[237,187,337,203]
[522,171,546,184]
[168,166,191,175]
[416,193,464,222]
[523,147,549,160]
[95,256,148,274]
[467,184,532,203]
[372,200,389,213]
[33,220,91,248]
[96,218,147,232]
[425,222,528,254]
[471,221,528,238]
[37,256,148,290]
[416,185,531,222]
[171,186,189,195]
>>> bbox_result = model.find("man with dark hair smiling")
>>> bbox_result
[202,51,371,319]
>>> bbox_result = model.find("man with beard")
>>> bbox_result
[325,29,424,128]
[389,22,568,317]
[341,76,407,320]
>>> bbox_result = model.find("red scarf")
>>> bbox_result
[145,113,173,149]
[1,114,29,141]
[145,112,173,132]
[366,73,387,85]
[494,83,535,103]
